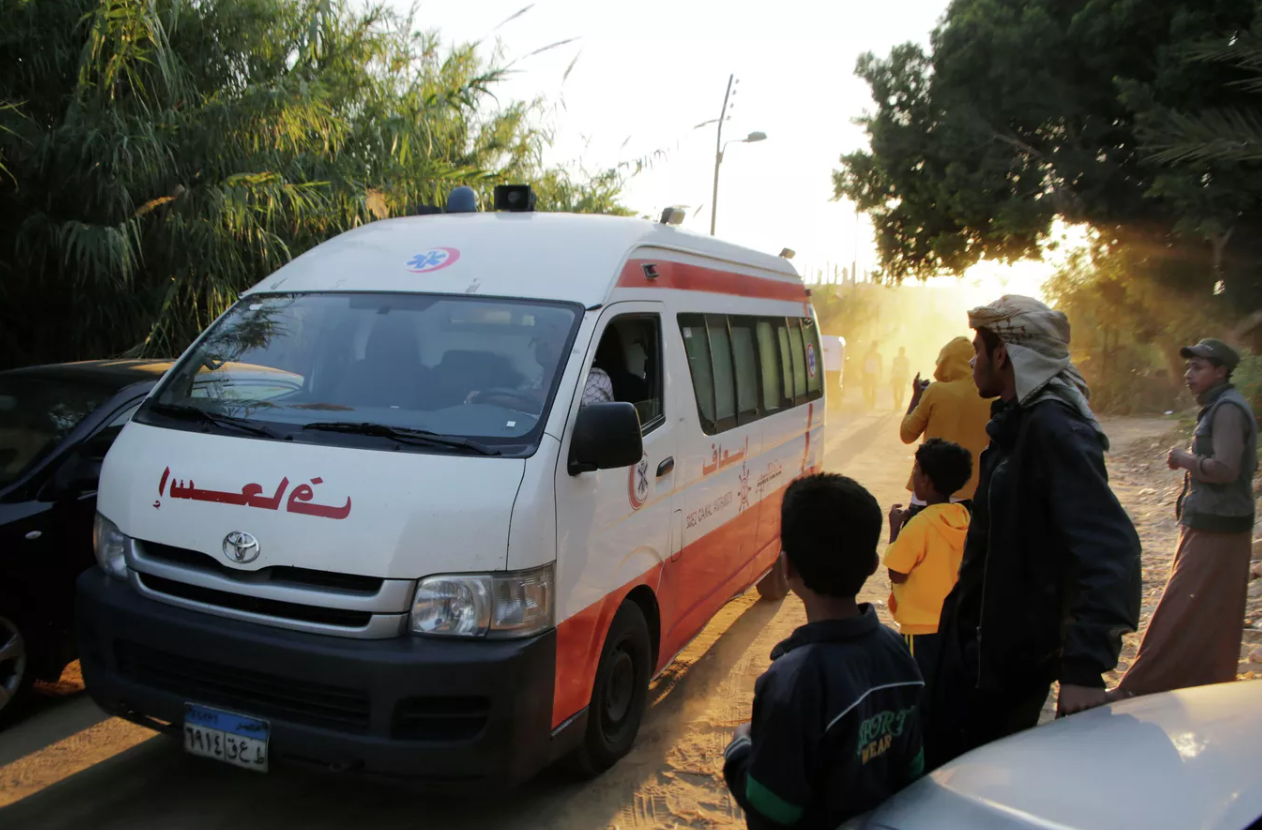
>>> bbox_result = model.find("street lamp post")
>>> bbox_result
[707,74,766,237]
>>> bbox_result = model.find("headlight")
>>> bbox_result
[93,513,129,580]
[410,575,491,637]
[410,563,554,638]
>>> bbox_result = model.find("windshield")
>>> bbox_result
[139,293,581,453]
[0,377,112,489]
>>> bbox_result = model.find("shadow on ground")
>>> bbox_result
[1,596,784,830]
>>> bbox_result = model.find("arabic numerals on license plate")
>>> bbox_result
[183,704,270,773]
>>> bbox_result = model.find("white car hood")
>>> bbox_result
[98,423,525,578]
[864,681,1262,830]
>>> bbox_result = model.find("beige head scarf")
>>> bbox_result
[967,295,1106,446]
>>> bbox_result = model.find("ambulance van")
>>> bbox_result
[77,187,826,784]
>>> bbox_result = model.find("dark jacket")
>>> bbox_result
[723,607,924,829]
[939,398,1142,692]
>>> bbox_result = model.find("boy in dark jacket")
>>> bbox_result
[723,474,925,829]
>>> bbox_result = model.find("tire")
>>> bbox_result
[0,611,35,729]
[755,561,790,601]
[569,601,652,777]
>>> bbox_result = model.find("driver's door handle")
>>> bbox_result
[657,457,675,477]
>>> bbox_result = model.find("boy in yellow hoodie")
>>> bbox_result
[885,438,973,682]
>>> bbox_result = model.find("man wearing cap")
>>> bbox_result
[926,295,1141,769]
[1107,338,1257,701]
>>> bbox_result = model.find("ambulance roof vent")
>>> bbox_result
[446,186,478,214]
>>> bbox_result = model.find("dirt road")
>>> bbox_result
[0,404,1179,829]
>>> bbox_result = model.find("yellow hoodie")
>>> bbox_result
[900,336,995,500]
[883,502,970,635]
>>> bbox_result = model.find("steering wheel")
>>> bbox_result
[468,387,542,414]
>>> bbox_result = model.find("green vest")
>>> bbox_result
[1180,385,1257,533]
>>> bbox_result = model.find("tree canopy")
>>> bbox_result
[835,0,1262,313]
[0,0,627,369]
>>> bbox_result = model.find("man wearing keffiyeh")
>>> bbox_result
[924,295,1142,770]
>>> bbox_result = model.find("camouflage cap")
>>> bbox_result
[1180,338,1240,371]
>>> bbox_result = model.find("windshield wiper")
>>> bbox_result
[148,402,280,439]
[302,422,502,456]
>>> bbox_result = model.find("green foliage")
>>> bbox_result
[1045,242,1262,415]
[836,0,1262,314]
[1044,246,1216,414]
[0,0,628,368]
[1233,349,1262,416]
[1142,34,1262,165]
[531,166,634,216]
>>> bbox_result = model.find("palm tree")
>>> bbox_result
[1143,33,1262,165]
[0,0,626,368]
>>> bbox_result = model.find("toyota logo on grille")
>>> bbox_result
[222,531,260,564]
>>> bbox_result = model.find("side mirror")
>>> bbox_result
[56,455,103,494]
[568,402,644,476]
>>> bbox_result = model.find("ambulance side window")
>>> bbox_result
[756,321,784,414]
[776,322,794,403]
[677,313,741,434]
[680,316,716,432]
[707,315,737,432]
[680,313,820,435]
[598,315,665,435]
[729,318,761,425]
[787,319,808,402]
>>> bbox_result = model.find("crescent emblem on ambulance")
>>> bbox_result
[629,454,650,511]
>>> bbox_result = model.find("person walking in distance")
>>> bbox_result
[891,347,911,411]
[1108,339,1257,701]
[900,337,994,510]
[927,295,1141,769]
[863,342,884,410]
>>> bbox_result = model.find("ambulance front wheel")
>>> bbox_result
[755,561,790,601]
[569,601,651,777]
[0,609,34,729]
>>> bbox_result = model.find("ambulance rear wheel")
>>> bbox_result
[755,562,789,601]
[570,601,651,777]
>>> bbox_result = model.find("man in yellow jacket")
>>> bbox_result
[900,336,994,505]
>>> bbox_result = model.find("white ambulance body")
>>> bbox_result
[78,201,825,784]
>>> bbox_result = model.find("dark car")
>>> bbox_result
[0,360,171,724]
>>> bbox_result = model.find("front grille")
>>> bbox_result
[392,696,490,741]
[137,573,372,628]
[143,542,383,594]
[116,642,372,732]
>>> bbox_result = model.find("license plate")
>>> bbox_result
[183,704,269,772]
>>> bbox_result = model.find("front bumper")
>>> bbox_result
[76,569,568,785]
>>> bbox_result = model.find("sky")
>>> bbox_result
[408,0,1055,299]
